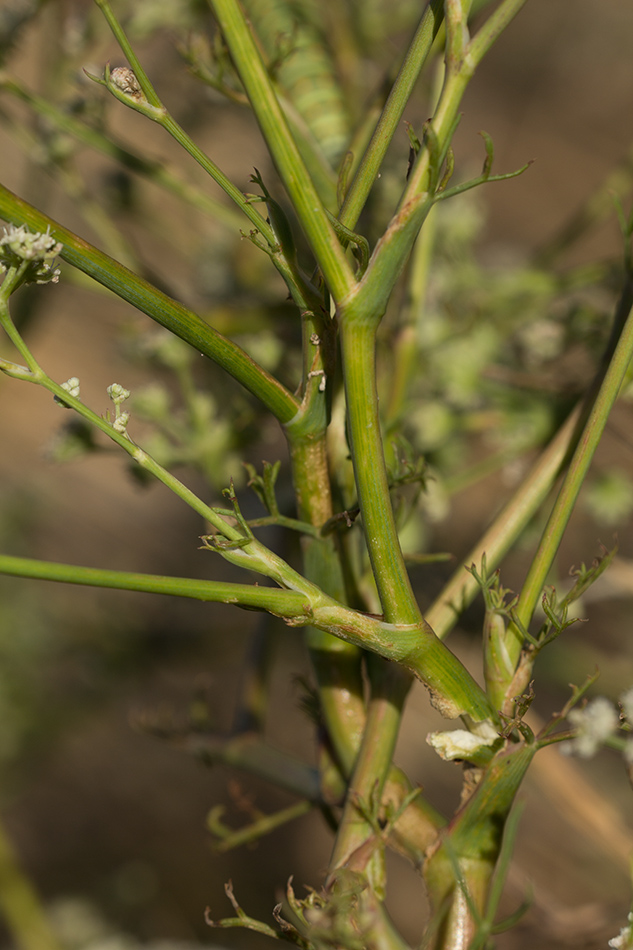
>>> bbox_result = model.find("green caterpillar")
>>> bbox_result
[242,0,350,166]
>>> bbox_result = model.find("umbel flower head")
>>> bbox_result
[561,696,618,758]
[609,912,633,949]
[0,224,62,284]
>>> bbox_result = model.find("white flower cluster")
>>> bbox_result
[54,377,81,408]
[561,690,633,760]
[609,912,633,949]
[561,697,618,758]
[0,224,62,284]
[107,382,131,434]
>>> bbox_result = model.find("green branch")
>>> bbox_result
[207,0,357,302]
[349,0,529,322]
[0,184,299,423]
[512,291,633,649]
[0,74,246,232]
[425,403,585,640]
[0,550,492,721]
[339,0,444,230]
[92,0,273,241]
[0,555,311,616]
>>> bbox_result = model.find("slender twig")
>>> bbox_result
[339,0,444,230]
[512,291,633,648]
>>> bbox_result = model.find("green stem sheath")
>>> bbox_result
[328,661,412,885]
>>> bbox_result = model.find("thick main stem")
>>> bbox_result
[288,434,367,778]
[338,314,494,720]
[339,319,421,625]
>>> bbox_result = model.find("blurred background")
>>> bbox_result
[0,1,632,948]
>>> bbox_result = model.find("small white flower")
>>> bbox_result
[0,224,62,261]
[112,411,130,434]
[54,377,80,407]
[0,225,62,283]
[561,697,618,759]
[608,912,633,949]
[61,377,80,398]
[107,383,130,405]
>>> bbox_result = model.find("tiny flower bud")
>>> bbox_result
[107,382,131,405]
[54,377,81,407]
[112,411,130,434]
[0,225,62,284]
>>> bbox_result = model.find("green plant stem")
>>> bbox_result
[328,661,412,887]
[289,433,444,864]
[0,817,64,950]
[339,0,444,229]
[339,319,420,624]
[0,554,310,614]
[207,0,357,302]
[0,184,299,422]
[210,799,313,853]
[338,311,496,714]
[0,551,497,698]
[290,434,445,866]
[511,290,633,652]
[424,743,535,950]
[276,269,367,784]
[353,0,528,320]
[93,0,273,241]
[385,203,438,425]
[288,435,367,777]
[333,309,494,885]
[238,0,346,178]
[0,74,246,231]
